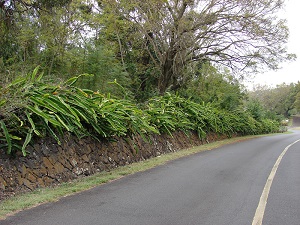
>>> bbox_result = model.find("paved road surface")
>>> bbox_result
[1,130,300,225]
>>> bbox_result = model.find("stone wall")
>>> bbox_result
[0,131,226,201]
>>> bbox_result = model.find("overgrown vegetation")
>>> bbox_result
[0,0,295,100]
[248,83,300,119]
[0,0,297,157]
[0,68,281,156]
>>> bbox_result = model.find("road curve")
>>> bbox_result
[1,130,300,225]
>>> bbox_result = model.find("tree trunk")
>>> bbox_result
[158,49,176,95]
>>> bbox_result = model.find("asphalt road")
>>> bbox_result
[1,130,300,225]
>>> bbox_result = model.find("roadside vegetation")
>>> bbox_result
[0,67,281,156]
[248,83,300,120]
[1,0,299,155]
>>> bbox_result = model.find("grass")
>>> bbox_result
[0,134,286,220]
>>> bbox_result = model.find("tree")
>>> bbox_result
[293,82,300,114]
[76,45,132,98]
[101,0,294,94]
[294,92,300,113]
[179,62,245,111]
[0,0,40,83]
[246,99,266,121]
[249,82,298,118]
[0,0,98,82]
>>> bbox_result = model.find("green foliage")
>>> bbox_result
[179,63,245,111]
[75,45,132,98]
[101,0,292,94]
[144,93,279,139]
[0,67,156,156]
[249,83,299,118]
[0,69,281,156]
[294,92,300,113]
[145,94,194,136]
[293,83,300,114]
[246,99,266,121]
[260,119,280,134]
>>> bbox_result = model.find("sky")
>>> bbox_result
[244,0,300,89]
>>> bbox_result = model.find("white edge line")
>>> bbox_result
[252,139,300,225]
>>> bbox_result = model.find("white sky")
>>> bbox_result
[244,0,300,89]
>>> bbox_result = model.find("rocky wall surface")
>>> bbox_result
[0,131,226,201]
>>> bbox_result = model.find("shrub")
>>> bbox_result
[0,69,281,156]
